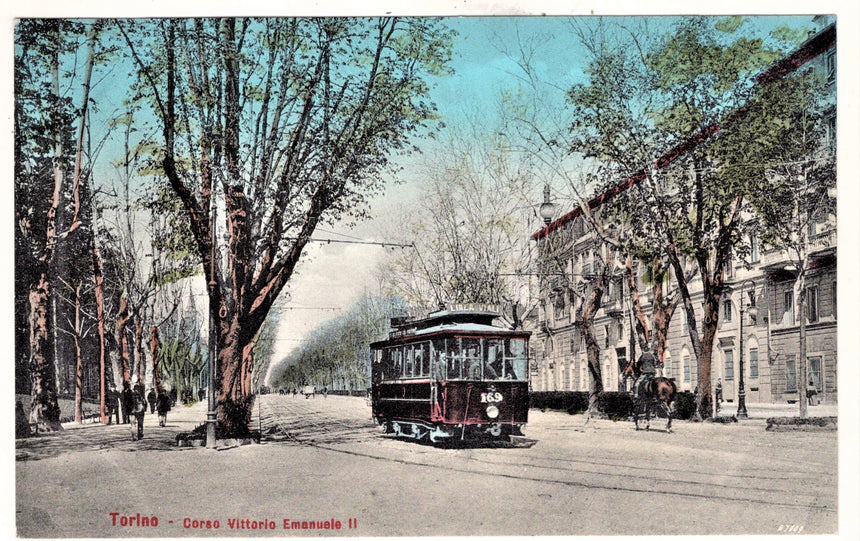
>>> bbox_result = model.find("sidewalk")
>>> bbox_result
[718,401,838,420]
[16,400,210,461]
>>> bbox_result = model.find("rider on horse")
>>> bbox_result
[633,345,660,400]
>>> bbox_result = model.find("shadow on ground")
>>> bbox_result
[15,424,194,462]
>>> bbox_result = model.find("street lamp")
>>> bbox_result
[539,185,556,225]
[737,279,758,419]
[206,195,218,449]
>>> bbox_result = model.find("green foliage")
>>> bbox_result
[269,296,406,391]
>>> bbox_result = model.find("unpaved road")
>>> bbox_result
[15,394,838,537]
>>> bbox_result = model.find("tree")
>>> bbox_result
[15,19,97,431]
[120,17,454,435]
[379,129,539,325]
[736,71,835,418]
[557,17,812,419]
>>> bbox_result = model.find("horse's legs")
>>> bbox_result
[645,403,651,430]
[663,402,673,433]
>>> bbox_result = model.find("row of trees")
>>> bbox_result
[14,20,214,428]
[372,17,835,419]
[269,296,405,392]
[16,18,456,436]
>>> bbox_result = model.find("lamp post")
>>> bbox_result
[205,194,218,449]
[737,279,758,419]
[539,185,556,225]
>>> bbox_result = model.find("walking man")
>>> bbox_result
[130,381,147,441]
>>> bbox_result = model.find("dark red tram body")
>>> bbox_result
[370,309,530,442]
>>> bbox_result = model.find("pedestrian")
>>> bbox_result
[292,387,297,398]
[130,381,147,441]
[322,386,328,399]
[106,384,120,425]
[16,400,30,438]
[633,345,658,400]
[715,378,724,403]
[147,387,157,414]
[120,381,133,424]
[156,389,171,427]
[806,381,819,406]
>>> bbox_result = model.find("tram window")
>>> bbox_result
[405,346,415,377]
[431,339,447,379]
[393,348,403,378]
[415,342,429,377]
[463,338,482,379]
[506,339,528,381]
[485,339,503,379]
[447,338,463,379]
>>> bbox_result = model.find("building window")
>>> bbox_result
[570,333,577,355]
[825,114,836,150]
[784,290,795,325]
[681,316,688,337]
[825,49,835,84]
[723,299,733,323]
[785,358,797,393]
[749,347,759,379]
[750,234,760,263]
[682,354,690,383]
[554,294,566,320]
[832,281,837,319]
[724,349,734,380]
[806,286,819,323]
[808,356,822,391]
[603,324,610,348]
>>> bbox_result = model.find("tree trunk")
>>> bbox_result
[797,278,809,418]
[150,326,163,392]
[91,238,108,423]
[135,320,147,385]
[581,261,608,415]
[651,263,676,369]
[216,320,254,436]
[73,283,83,423]
[697,284,720,419]
[117,297,131,383]
[28,273,63,430]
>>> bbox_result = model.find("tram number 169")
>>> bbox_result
[480,392,504,403]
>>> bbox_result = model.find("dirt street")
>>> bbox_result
[15,394,838,537]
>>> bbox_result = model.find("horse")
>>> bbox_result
[632,376,677,433]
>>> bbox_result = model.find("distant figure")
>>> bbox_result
[156,389,171,427]
[120,381,133,424]
[292,387,297,398]
[106,384,120,424]
[807,381,819,406]
[147,388,157,414]
[169,388,178,407]
[130,382,147,441]
[15,400,30,438]
[322,387,328,399]
[198,388,205,402]
[715,378,724,403]
[633,345,658,400]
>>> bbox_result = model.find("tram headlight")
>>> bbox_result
[486,405,499,419]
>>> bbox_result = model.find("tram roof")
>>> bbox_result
[371,309,530,347]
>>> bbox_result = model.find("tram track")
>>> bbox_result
[257,395,836,514]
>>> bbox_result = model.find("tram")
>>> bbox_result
[370,308,531,443]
